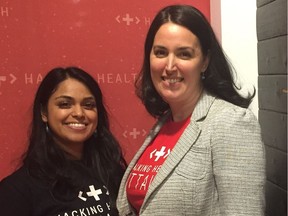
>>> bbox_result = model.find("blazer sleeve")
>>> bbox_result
[211,105,266,215]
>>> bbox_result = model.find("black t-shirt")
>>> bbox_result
[0,166,115,216]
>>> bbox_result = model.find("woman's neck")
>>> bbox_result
[54,140,84,160]
[169,90,203,122]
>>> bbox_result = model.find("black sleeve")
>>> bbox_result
[0,173,32,216]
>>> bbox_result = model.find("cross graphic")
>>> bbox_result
[86,185,102,201]
[122,13,133,25]
[130,128,140,139]
[154,146,166,161]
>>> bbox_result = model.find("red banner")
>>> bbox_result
[0,0,210,180]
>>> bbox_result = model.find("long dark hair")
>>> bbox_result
[23,67,126,211]
[135,5,255,118]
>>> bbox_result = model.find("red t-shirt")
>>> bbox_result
[126,115,191,214]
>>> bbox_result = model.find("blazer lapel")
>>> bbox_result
[143,119,201,201]
[142,91,216,206]
[117,113,170,214]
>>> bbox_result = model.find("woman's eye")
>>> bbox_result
[179,51,192,59]
[83,102,96,109]
[154,49,167,57]
[58,101,71,109]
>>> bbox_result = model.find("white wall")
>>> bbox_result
[211,0,259,118]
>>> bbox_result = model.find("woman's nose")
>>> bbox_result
[165,55,177,73]
[71,105,84,118]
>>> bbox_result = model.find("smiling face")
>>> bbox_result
[150,22,209,109]
[41,78,98,157]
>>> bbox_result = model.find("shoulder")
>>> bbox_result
[210,98,258,124]
[0,166,32,196]
[205,98,263,149]
[0,166,37,215]
[1,166,28,183]
[204,98,262,140]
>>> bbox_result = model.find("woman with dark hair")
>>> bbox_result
[0,67,126,216]
[117,5,265,216]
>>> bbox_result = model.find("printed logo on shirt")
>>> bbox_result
[57,204,111,216]
[127,145,172,191]
[126,119,190,211]
[150,146,171,161]
[78,185,109,201]
[57,185,112,216]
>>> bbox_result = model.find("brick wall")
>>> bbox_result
[257,0,287,215]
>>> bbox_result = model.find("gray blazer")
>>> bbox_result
[117,92,266,216]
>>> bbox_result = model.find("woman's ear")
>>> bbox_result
[41,107,48,122]
[201,51,211,72]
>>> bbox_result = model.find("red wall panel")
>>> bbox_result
[0,0,210,180]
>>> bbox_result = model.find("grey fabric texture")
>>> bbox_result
[117,91,266,216]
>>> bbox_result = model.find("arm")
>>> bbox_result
[211,106,266,215]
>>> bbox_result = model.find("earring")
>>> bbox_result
[93,130,98,138]
[45,123,50,134]
[201,72,206,80]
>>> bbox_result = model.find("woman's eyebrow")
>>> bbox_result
[55,95,73,100]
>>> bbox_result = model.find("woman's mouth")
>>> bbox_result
[66,122,87,130]
[161,76,184,83]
